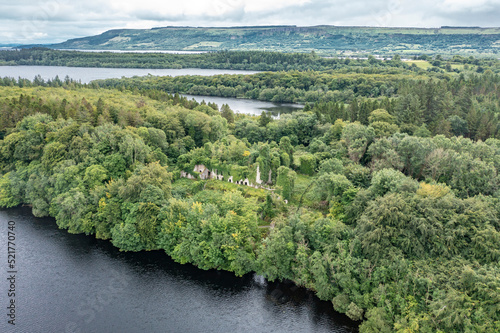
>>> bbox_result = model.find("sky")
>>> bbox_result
[1,0,499,44]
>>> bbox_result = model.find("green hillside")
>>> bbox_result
[46,25,500,57]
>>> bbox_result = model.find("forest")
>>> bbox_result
[2,48,499,72]
[0,54,499,332]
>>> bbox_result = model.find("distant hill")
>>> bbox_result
[45,25,500,56]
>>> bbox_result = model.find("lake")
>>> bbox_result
[0,66,258,83]
[181,94,302,117]
[0,66,302,116]
[0,207,358,333]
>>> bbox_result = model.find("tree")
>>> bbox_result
[342,122,375,163]
[51,188,92,234]
[299,154,317,176]
[257,143,272,183]
[370,121,399,138]
[368,109,399,137]
[279,136,294,163]
[360,308,392,333]
[119,161,172,203]
[261,193,276,220]
[110,203,144,252]
[136,202,161,250]
[317,158,344,175]
[449,153,497,198]
[396,135,433,179]
[0,173,22,208]
[368,109,395,124]
[367,138,403,172]
[413,124,431,138]
[256,221,296,281]
[309,251,336,300]
[277,166,296,201]
[259,111,272,127]
[315,173,353,201]
[83,165,108,190]
[369,168,418,197]
[448,115,469,137]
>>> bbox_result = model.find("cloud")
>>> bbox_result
[439,0,499,12]
[435,0,500,26]
[242,0,390,26]
[0,0,498,44]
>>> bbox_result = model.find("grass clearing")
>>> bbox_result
[291,173,315,207]
[405,60,432,69]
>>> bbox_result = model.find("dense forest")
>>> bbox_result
[2,48,499,72]
[0,55,499,332]
[91,61,499,141]
[0,48,401,71]
[39,25,500,57]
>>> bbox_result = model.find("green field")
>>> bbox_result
[404,60,432,69]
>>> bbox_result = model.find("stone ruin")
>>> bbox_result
[181,164,273,190]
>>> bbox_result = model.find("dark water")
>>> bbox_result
[0,207,358,333]
[0,66,302,116]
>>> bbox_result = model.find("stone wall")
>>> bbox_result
[181,164,271,190]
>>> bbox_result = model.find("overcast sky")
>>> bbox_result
[1,0,499,44]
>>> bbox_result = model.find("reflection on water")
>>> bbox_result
[0,207,357,333]
[181,94,302,117]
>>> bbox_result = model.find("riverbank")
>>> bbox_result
[0,206,358,332]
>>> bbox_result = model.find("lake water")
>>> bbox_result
[181,94,302,117]
[0,66,302,116]
[0,207,358,333]
[0,66,258,84]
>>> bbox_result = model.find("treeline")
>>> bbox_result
[0,86,227,159]
[92,68,499,108]
[93,69,499,140]
[0,75,219,121]
[92,70,429,103]
[0,75,83,89]
[3,48,499,73]
[0,80,499,332]
[311,72,500,140]
[0,48,411,71]
[3,66,497,142]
